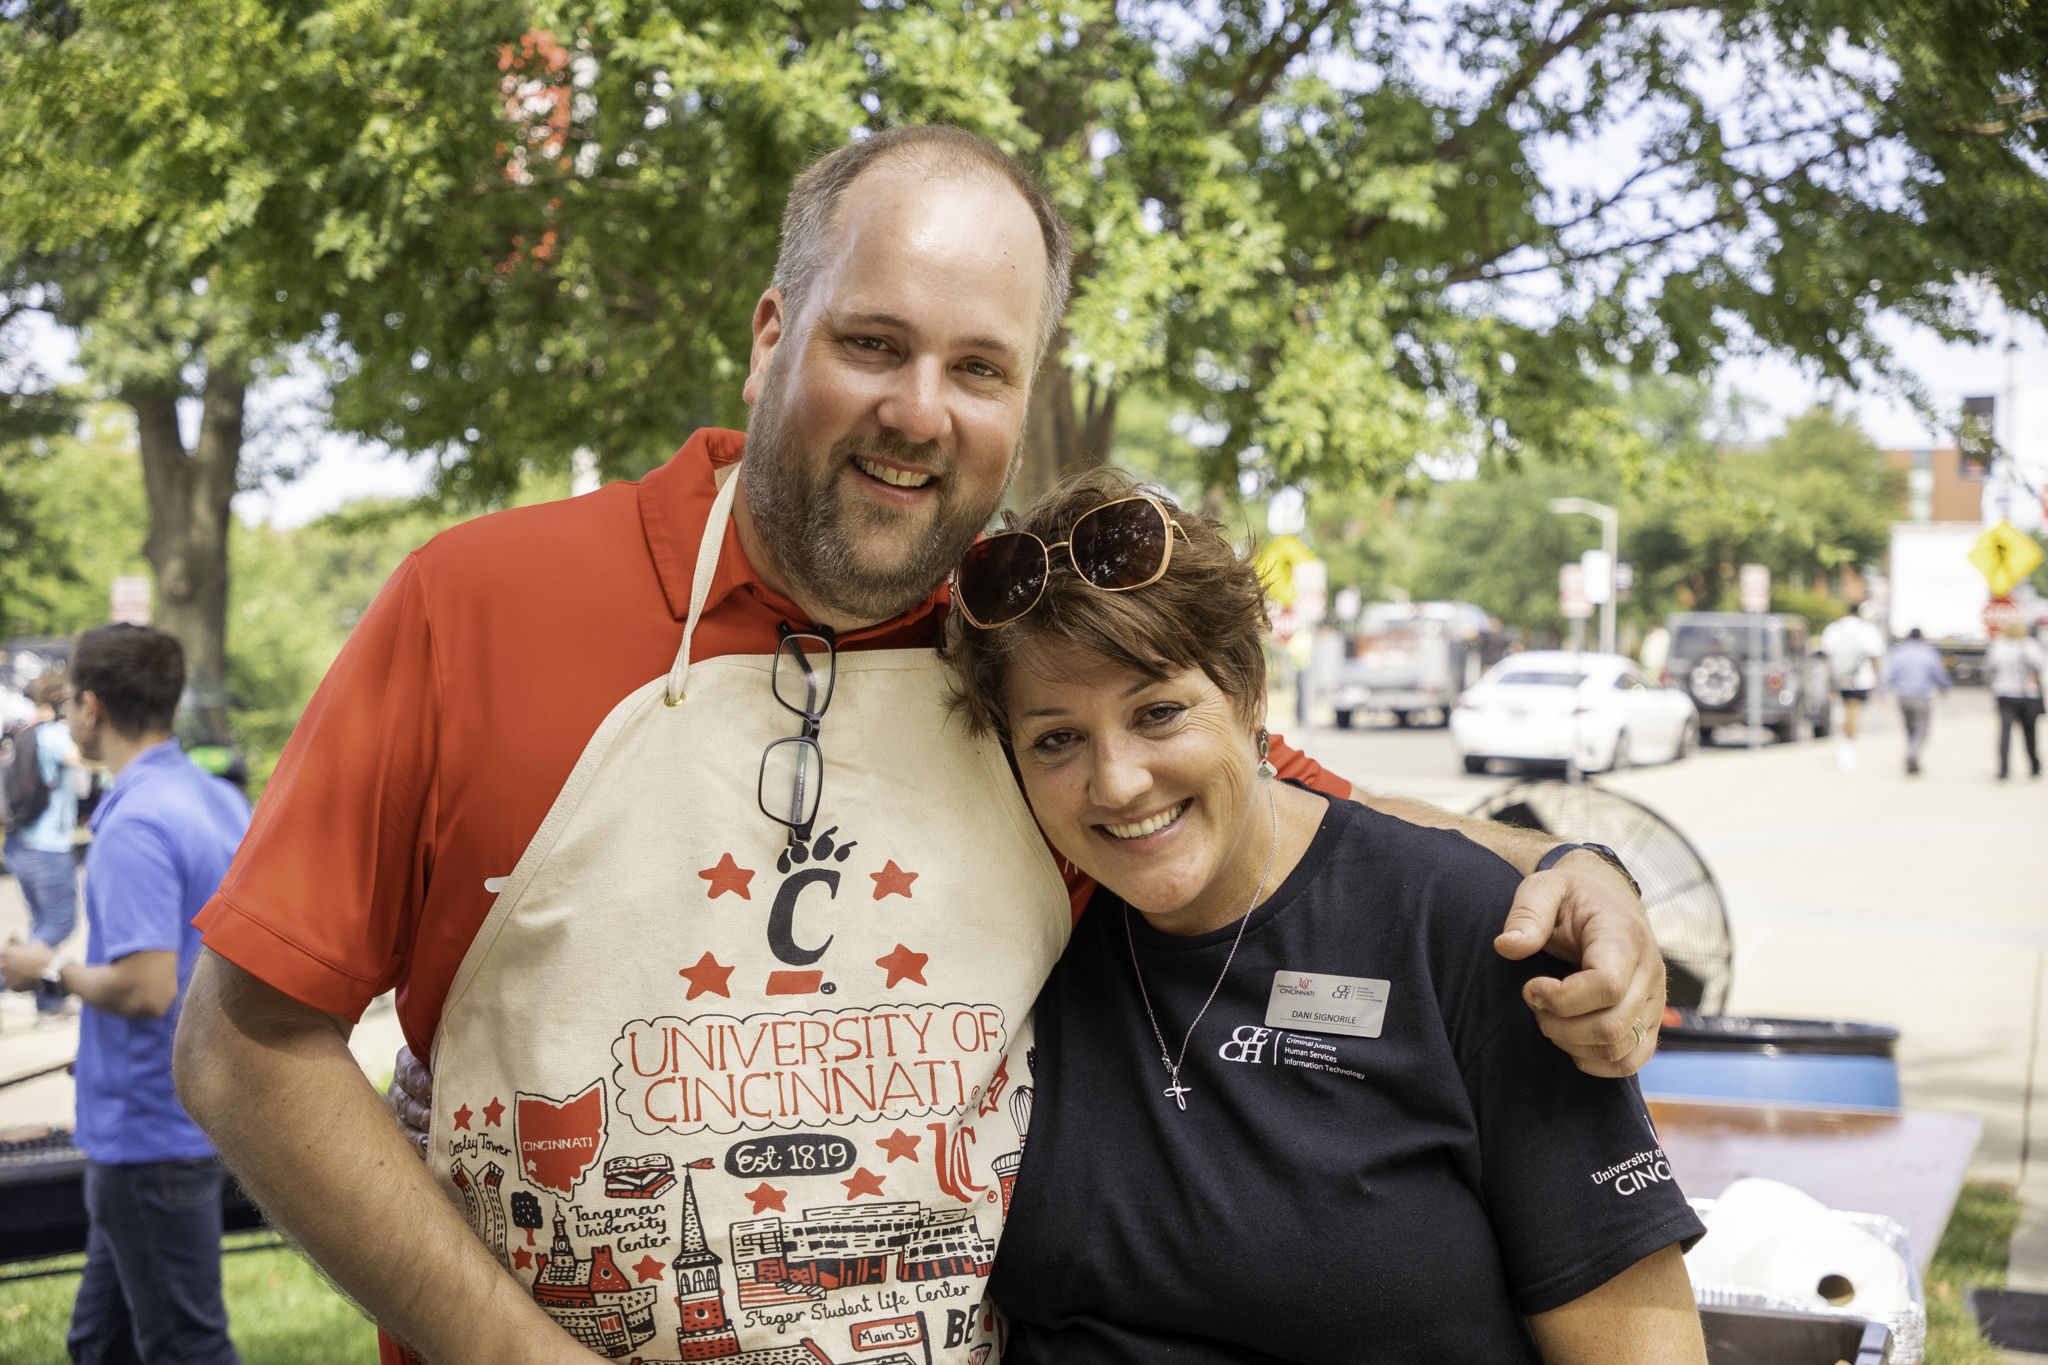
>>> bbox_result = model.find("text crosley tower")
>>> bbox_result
[671,1172,741,1360]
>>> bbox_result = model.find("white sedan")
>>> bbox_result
[1449,651,1699,775]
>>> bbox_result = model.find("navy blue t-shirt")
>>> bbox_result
[991,796,1703,1363]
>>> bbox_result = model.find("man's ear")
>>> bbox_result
[743,289,789,407]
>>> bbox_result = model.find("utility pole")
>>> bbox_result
[1549,498,1619,655]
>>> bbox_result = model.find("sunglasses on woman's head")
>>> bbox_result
[951,495,1189,630]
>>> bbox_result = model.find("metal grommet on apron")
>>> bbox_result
[429,466,1070,1363]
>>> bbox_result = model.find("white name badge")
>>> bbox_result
[1264,971,1390,1038]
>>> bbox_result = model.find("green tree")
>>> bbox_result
[10,0,2048,686]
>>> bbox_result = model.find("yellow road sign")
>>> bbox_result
[1253,534,1318,605]
[1969,519,2045,597]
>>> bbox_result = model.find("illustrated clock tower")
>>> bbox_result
[671,1172,741,1360]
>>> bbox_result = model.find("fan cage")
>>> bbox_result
[1467,779,1733,1014]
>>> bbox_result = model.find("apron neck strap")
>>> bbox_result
[665,465,744,706]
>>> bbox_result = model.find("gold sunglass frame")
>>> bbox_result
[951,495,1190,630]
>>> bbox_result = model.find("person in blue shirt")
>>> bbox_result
[1881,627,1953,776]
[5,670,88,1014]
[1,625,251,1365]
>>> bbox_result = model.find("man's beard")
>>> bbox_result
[742,368,1011,625]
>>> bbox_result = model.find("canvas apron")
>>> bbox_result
[429,469,1070,1365]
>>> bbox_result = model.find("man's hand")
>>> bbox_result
[388,1044,432,1156]
[1495,850,1666,1078]
[1,937,53,991]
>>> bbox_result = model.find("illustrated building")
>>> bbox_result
[451,1159,510,1268]
[531,1206,660,1358]
[729,1202,993,1306]
[671,1172,742,1360]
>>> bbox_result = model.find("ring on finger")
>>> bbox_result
[1629,1016,1648,1047]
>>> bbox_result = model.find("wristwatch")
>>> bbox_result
[39,955,73,996]
[1536,842,1642,900]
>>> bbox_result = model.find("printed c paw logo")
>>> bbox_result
[767,827,858,968]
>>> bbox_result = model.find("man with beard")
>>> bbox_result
[173,127,1665,1365]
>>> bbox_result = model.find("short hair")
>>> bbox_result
[69,625,184,737]
[771,125,1075,364]
[1907,627,1924,639]
[27,672,67,709]
[944,468,1269,739]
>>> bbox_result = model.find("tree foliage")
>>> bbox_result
[1397,391,1901,641]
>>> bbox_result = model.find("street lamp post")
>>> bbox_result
[1548,498,1619,656]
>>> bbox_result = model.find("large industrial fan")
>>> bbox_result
[1468,780,1732,1012]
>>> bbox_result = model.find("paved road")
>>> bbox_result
[1292,686,2048,1185]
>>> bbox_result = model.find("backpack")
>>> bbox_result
[3,722,52,834]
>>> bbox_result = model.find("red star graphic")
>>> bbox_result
[678,952,735,1000]
[876,1128,921,1163]
[841,1167,887,1200]
[870,859,919,899]
[632,1254,665,1283]
[875,943,929,989]
[512,1247,534,1271]
[482,1097,505,1127]
[453,1104,474,1131]
[744,1182,788,1214]
[698,853,755,900]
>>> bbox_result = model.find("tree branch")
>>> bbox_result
[1217,0,1346,123]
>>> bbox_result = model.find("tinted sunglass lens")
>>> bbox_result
[1069,500,1169,589]
[956,534,1049,626]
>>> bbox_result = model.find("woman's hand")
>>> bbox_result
[1528,1244,1706,1364]
[387,1044,432,1156]
[1495,849,1667,1078]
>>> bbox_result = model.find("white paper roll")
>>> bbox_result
[1684,1177,1834,1285]
[1730,1221,1910,1316]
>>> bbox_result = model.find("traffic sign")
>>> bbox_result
[1986,596,2023,637]
[1968,519,2044,597]
[1581,549,1614,605]
[1559,563,1592,619]
[109,575,152,626]
[1739,564,1771,613]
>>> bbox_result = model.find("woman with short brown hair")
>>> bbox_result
[945,468,1706,1363]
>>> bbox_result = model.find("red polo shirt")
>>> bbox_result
[195,429,1348,1058]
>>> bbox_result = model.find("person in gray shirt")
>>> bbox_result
[1986,620,2046,780]
[1881,628,1952,776]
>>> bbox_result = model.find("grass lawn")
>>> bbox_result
[0,1231,376,1365]
[1926,1181,2025,1365]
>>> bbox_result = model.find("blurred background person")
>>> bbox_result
[1820,602,1886,772]
[4,670,89,1018]
[1881,627,1951,777]
[1986,619,2045,780]
[0,625,251,1365]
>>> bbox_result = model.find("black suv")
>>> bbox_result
[1663,612,1831,743]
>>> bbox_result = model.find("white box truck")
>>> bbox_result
[1887,522,1991,683]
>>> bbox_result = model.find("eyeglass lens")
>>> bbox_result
[1069,498,1170,589]
[760,736,824,831]
[954,534,1051,628]
[772,633,836,719]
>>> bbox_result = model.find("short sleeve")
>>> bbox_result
[1265,730,1351,799]
[194,555,441,1020]
[1460,971,1706,1315]
[88,821,187,961]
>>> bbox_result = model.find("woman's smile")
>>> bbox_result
[1098,798,1189,843]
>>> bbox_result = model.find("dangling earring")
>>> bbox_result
[1255,729,1277,781]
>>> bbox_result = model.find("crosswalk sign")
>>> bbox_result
[1969,520,2044,597]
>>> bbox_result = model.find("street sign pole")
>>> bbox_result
[1549,498,1619,655]
[1740,564,1771,751]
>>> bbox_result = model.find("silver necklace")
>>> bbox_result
[1123,777,1278,1112]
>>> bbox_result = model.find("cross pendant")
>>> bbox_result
[1162,1079,1192,1111]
